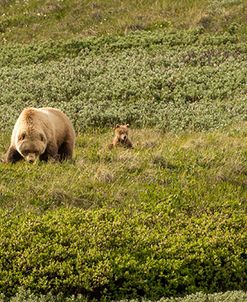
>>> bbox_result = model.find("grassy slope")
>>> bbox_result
[0,127,247,213]
[0,127,246,299]
[0,0,246,44]
[0,0,247,300]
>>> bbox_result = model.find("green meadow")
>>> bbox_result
[0,0,246,301]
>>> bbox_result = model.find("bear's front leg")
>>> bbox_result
[40,142,59,162]
[5,146,23,163]
[125,139,133,148]
[58,141,74,161]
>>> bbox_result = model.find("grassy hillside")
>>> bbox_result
[0,126,247,300]
[0,0,246,44]
[2,127,247,213]
[0,0,247,301]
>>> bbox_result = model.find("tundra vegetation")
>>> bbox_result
[0,0,246,301]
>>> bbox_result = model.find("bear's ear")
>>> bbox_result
[114,124,120,129]
[19,132,26,141]
[126,124,129,127]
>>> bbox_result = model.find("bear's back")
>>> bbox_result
[38,107,75,143]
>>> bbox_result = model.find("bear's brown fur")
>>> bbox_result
[108,124,133,149]
[4,107,75,163]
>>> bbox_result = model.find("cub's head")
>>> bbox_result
[16,131,47,163]
[114,124,129,143]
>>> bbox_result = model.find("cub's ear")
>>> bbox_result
[126,124,130,127]
[40,133,45,142]
[114,124,120,129]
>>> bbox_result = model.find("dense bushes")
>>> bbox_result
[0,29,246,132]
[0,206,246,300]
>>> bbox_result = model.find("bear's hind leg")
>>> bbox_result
[5,146,23,163]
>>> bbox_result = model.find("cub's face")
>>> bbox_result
[16,131,47,163]
[115,124,129,142]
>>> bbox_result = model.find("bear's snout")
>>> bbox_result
[120,134,127,141]
[26,153,37,164]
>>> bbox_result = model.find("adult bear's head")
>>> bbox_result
[16,130,47,163]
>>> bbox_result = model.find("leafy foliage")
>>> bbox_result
[0,207,246,300]
[0,29,246,132]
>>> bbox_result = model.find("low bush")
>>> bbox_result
[0,205,246,300]
[0,29,246,132]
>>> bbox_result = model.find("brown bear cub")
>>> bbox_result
[4,107,75,163]
[109,124,133,149]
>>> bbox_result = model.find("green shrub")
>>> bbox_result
[0,206,246,300]
[0,29,246,132]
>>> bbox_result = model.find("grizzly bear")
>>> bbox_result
[108,124,133,149]
[4,107,75,163]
